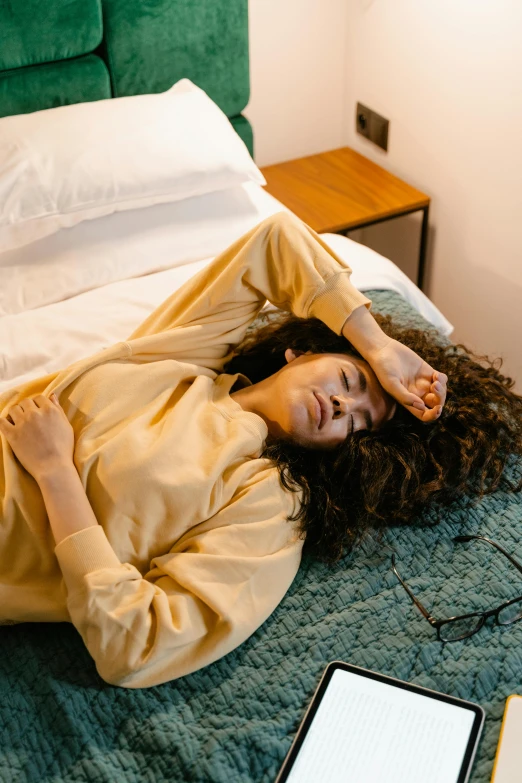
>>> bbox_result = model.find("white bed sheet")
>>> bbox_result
[0,183,453,394]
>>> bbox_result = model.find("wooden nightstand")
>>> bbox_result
[260,147,431,290]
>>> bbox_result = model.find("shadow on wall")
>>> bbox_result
[445,262,522,392]
[348,216,522,392]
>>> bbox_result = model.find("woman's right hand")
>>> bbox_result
[342,305,448,422]
[365,338,448,423]
[0,393,75,482]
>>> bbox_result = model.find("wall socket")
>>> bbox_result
[356,102,389,151]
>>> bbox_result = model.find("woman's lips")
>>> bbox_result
[314,393,327,429]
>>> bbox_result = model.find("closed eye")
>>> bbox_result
[342,371,354,434]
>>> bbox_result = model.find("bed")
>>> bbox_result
[0,2,521,782]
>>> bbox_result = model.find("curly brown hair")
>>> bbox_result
[225,311,522,564]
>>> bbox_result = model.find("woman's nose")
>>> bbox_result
[331,394,350,418]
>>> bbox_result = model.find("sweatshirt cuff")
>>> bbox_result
[55,525,122,590]
[308,271,372,335]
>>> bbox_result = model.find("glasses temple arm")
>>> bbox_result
[454,535,522,576]
[391,557,433,621]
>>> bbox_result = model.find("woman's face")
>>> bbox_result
[266,349,396,449]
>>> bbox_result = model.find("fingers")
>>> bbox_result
[1,395,55,428]
[415,370,447,413]
[417,372,445,423]
[6,404,24,424]
[432,384,446,405]
[390,384,432,419]
[33,394,56,408]
[424,387,445,407]
[404,403,442,424]
[401,379,443,423]
[9,398,37,416]
[392,368,447,424]
[395,387,427,411]
[427,372,447,409]
[420,405,443,423]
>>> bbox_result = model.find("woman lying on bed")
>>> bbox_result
[1,212,521,689]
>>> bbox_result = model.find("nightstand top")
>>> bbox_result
[260,146,430,234]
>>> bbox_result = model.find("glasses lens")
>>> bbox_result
[497,598,522,625]
[439,615,483,642]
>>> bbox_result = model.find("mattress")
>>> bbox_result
[2,186,517,783]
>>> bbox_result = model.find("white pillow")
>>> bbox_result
[0,79,265,253]
[0,182,286,316]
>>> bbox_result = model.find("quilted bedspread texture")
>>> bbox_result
[1,290,521,783]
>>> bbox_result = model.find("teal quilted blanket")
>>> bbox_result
[1,290,521,783]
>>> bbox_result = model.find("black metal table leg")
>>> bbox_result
[417,205,430,291]
[339,203,431,291]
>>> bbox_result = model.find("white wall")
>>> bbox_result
[343,0,522,390]
[246,0,522,390]
[245,0,348,166]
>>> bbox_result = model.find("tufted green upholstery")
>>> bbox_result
[0,0,254,155]
[101,0,249,113]
[0,56,111,119]
[0,0,103,71]
[230,114,253,157]
[100,0,253,154]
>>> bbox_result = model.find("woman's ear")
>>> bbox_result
[284,348,313,363]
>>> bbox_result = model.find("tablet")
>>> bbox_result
[275,661,485,783]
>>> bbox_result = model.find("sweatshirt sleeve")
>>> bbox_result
[125,211,371,372]
[53,465,303,689]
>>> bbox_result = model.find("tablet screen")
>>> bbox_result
[283,666,482,783]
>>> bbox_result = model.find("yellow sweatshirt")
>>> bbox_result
[0,212,371,688]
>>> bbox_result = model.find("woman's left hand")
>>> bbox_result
[0,394,75,482]
[366,339,448,422]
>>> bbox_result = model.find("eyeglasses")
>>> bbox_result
[391,535,522,642]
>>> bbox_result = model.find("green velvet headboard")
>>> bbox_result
[0,0,254,156]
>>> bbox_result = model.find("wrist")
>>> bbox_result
[36,460,77,488]
[341,306,391,359]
